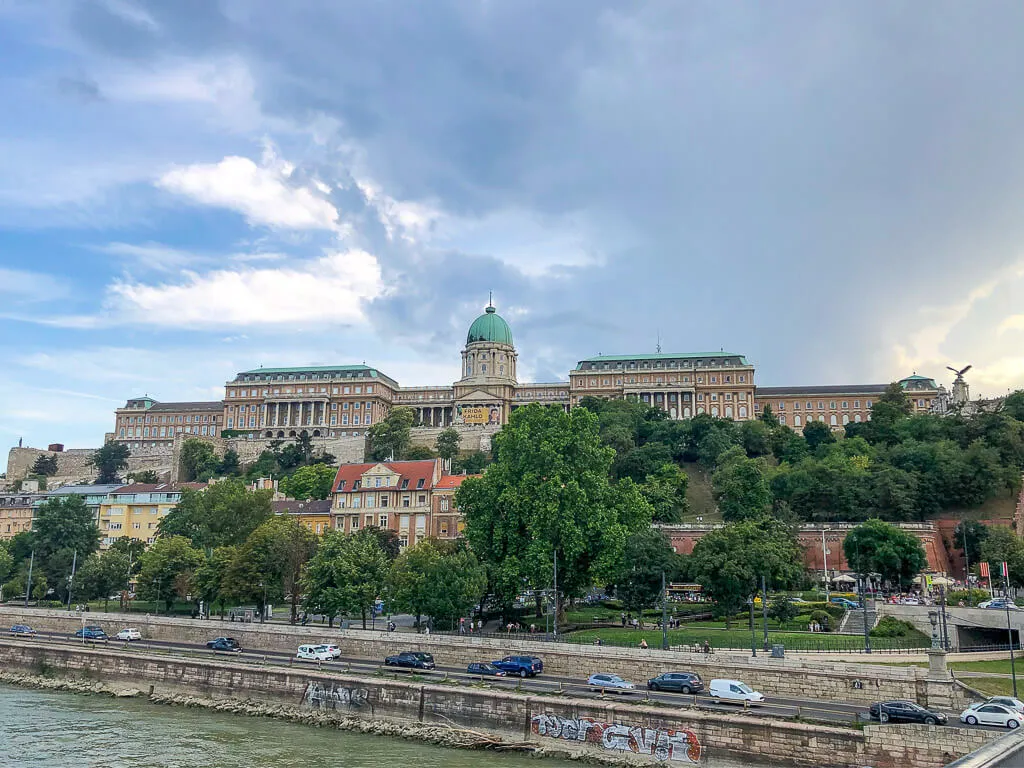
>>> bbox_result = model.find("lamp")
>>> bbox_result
[928,610,940,649]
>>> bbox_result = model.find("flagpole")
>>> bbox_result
[1003,561,1018,698]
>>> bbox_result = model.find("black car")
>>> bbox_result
[467,662,506,677]
[385,651,435,670]
[207,637,242,652]
[647,672,704,694]
[869,701,947,725]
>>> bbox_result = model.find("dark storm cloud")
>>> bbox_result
[64,0,1024,385]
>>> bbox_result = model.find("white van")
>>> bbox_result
[709,679,765,705]
[296,644,334,661]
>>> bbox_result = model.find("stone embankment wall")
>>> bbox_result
[0,639,992,768]
[407,425,497,453]
[5,446,172,485]
[0,607,969,709]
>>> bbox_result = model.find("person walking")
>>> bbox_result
[703,639,711,654]
[639,639,648,649]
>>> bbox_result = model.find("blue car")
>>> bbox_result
[467,662,507,677]
[207,637,242,652]
[10,624,36,636]
[74,625,107,641]
[492,655,543,678]
[831,598,860,609]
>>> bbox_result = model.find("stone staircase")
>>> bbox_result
[839,604,878,635]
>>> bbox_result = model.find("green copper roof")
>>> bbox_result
[467,305,514,346]
[239,365,375,375]
[576,352,750,369]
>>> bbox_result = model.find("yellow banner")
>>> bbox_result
[461,406,489,424]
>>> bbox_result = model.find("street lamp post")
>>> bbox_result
[748,597,757,657]
[928,610,941,649]
[661,571,669,651]
[1004,569,1019,698]
[860,575,872,654]
[761,575,770,652]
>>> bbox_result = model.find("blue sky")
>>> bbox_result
[3,1,1024,449]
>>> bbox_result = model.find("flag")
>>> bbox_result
[1002,561,1010,580]
[980,562,990,579]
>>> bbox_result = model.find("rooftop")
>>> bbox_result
[272,499,332,515]
[44,484,126,496]
[232,364,399,389]
[332,460,440,494]
[756,384,890,396]
[110,482,206,495]
[149,401,223,413]
[575,352,750,369]
[434,474,481,490]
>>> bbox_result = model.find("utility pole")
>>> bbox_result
[552,549,558,637]
[24,551,34,606]
[661,571,669,651]
[748,597,757,657]
[761,575,770,652]
[66,549,78,611]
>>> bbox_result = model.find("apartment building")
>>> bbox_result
[97,482,205,549]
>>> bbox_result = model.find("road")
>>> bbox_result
[7,629,1004,731]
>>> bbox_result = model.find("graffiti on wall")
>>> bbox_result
[531,714,701,763]
[304,681,370,710]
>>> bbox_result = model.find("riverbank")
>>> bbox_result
[0,639,994,768]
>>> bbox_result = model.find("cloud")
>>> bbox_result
[0,268,68,303]
[96,241,205,272]
[106,249,385,328]
[157,155,340,229]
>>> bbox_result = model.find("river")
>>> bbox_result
[0,684,788,767]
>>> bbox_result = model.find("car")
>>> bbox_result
[296,644,335,661]
[961,703,1021,728]
[983,599,1020,611]
[467,662,506,677]
[9,624,36,636]
[647,672,704,694]
[492,655,543,678]
[788,597,809,604]
[830,598,860,609]
[384,651,435,670]
[206,637,242,652]
[709,679,765,705]
[869,701,947,725]
[116,628,142,641]
[588,673,635,693]
[901,597,921,606]
[73,626,107,641]
[321,644,342,659]
[968,697,1024,714]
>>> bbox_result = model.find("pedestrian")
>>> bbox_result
[424,625,431,636]
[459,618,466,635]
[703,639,711,654]
[621,612,626,627]
[639,639,648,649]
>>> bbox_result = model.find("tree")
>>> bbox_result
[638,464,689,523]
[301,529,390,628]
[0,547,13,587]
[458,403,653,620]
[179,439,219,482]
[127,470,159,484]
[365,526,402,560]
[159,479,273,550]
[955,520,989,571]
[388,540,442,628]
[218,448,241,476]
[279,463,336,500]
[436,428,462,467]
[768,595,799,626]
[759,404,779,427]
[33,495,101,600]
[456,450,490,474]
[712,447,772,522]
[614,528,680,616]
[843,518,927,588]
[223,516,317,622]
[403,445,437,460]
[109,537,146,564]
[135,536,204,613]
[30,454,58,477]
[1005,391,1024,422]
[740,420,772,457]
[802,420,836,451]
[367,406,415,461]
[689,516,805,628]
[78,549,130,611]
[980,527,1024,588]
[89,441,130,484]
[192,546,237,617]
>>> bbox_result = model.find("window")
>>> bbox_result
[379,514,388,528]
[830,414,838,426]
[779,415,786,425]
[866,400,873,408]
[416,478,425,489]
[806,401,813,409]
[380,496,389,508]
[402,495,410,508]
[351,517,359,530]
[440,497,449,512]
[842,401,848,409]
[777,402,785,410]
[400,479,409,490]
[367,386,373,393]
[366,495,374,508]
[353,416,360,425]
[794,415,802,427]
[817,401,824,410]
[418,494,426,506]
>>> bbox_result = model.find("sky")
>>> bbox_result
[3,1,1024,449]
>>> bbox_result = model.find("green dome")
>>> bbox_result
[467,305,513,346]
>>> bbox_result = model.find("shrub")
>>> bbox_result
[809,610,833,632]
[871,616,919,638]
[946,589,989,606]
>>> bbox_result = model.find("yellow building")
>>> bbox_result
[98,482,205,549]
[272,499,332,535]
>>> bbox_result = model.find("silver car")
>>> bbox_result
[588,673,635,693]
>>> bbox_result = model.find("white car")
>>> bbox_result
[588,673,636,693]
[709,679,765,705]
[961,703,1022,729]
[116,628,142,641]
[296,644,335,662]
[322,644,342,659]
[968,697,1024,714]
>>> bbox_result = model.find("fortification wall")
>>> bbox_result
[408,425,497,453]
[6,445,174,486]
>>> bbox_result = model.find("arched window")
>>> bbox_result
[794,415,801,427]
[830,415,838,426]
[738,406,747,418]
[697,407,705,415]
[711,406,719,417]
[842,414,849,425]
[725,406,733,418]
[684,407,692,418]
[855,414,862,423]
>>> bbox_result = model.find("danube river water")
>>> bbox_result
[0,684,786,768]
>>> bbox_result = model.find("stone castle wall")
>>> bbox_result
[5,446,172,487]
[408,424,498,453]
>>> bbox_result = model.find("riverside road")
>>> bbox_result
[7,630,980,729]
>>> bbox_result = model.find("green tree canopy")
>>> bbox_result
[613,528,681,616]
[136,535,205,612]
[127,470,160,484]
[638,463,689,523]
[436,428,462,465]
[458,403,653,618]
[192,546,237,616]
[158,479,273,550]
[455,450,490,474]
[955,520,989,570]
[30,454,58,476]
[802,420,836,451]
[179,439,219,482]
[403,445,437,460]
[712,447,772,522]
[387,539,488,629]
[843,518,927,587]
[279,463,337,500]
[980,527,1024,588]
[301,529,390,628]
[89,441,130,484]
[33,495,101,600]
[367,406,415,461]
[78,549,130,611]
[689,516,805,628]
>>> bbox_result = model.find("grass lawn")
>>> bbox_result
[950,660,1024,675]
[965,677,1017,697]
[565,626,927,652]
[680,463,719,522]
